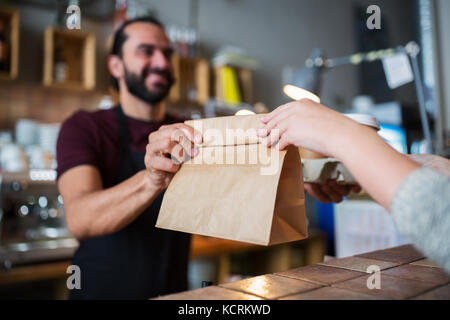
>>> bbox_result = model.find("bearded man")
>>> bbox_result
[57,17,198,300]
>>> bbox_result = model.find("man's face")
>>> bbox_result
[120,22,175,104]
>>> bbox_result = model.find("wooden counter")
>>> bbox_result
[189,230,326,284]
[0,260,71,286]
[156,244,450,300]
[0,231,326,299]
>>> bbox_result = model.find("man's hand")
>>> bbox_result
[305,180,361,204]
[144,123,202,190]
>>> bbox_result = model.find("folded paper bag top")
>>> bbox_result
[156,114,308,246]
[186,114,264,147]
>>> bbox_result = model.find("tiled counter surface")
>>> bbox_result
[155,244,450,300]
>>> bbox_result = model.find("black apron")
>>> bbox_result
[69,106,191,300]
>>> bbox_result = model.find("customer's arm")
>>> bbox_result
[258,99,450,272]
[408,154,450,176]
[258,99,420,210]
[390,167,450,272]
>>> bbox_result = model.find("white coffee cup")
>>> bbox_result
[0,143,26,172]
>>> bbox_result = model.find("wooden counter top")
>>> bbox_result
[156,244,450,300]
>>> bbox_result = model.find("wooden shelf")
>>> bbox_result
[0,7,19,81]
[43,27,96,91]
[169,54,210,105]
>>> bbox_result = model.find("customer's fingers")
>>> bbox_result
[260,111,292,148]
[304,183,332,204]
[262,120,290,147]
[276,134,291,151]
[263,111,291,134]
[260,103,293,124]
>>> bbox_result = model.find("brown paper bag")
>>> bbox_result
[156,114,308,246]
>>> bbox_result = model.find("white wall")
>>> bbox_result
[150,0,416,110]
[12,0,417,112]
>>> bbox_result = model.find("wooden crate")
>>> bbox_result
[0,7,19,81]
[43,27,96,91]
[169,54,210,105]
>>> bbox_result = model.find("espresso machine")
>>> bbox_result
[0,170,78,269]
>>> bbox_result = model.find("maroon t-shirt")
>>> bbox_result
[56,107,181,188]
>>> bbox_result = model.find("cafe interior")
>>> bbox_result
[0,0,449,300]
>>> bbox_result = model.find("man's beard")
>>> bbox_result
[123,65,175,105]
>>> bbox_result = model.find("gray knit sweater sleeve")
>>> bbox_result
[391,167,450,273]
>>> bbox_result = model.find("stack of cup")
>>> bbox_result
[0,143,26,172]
[15,119,38,147]
[38,123,60,157]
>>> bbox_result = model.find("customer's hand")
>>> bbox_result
[145,123,202,190]
[257,99,362,203]
[257,99,358,156]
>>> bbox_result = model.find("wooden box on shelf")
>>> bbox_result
[169,54,210,105]
[0,7,19,81]
[43,27,95,90]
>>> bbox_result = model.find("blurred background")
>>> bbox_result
[0,0,449,299]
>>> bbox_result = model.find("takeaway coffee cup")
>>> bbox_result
[344,113,380,131]
[298,113,380,159]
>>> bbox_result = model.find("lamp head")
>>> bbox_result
[283,49,325,103]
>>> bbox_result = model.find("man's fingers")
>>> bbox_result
[149,127,200,163]
[172,131,196,159]
[151,123,203,145]
[148,138,178,156]
[147,137,185,164]
[304,183,332,204]
[350,185,362,193]
[328,180,351,197]
[147,155,180,173]
[171,123,203,145]
[321,184,343,203]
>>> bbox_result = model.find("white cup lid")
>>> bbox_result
[344,113,380,130]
